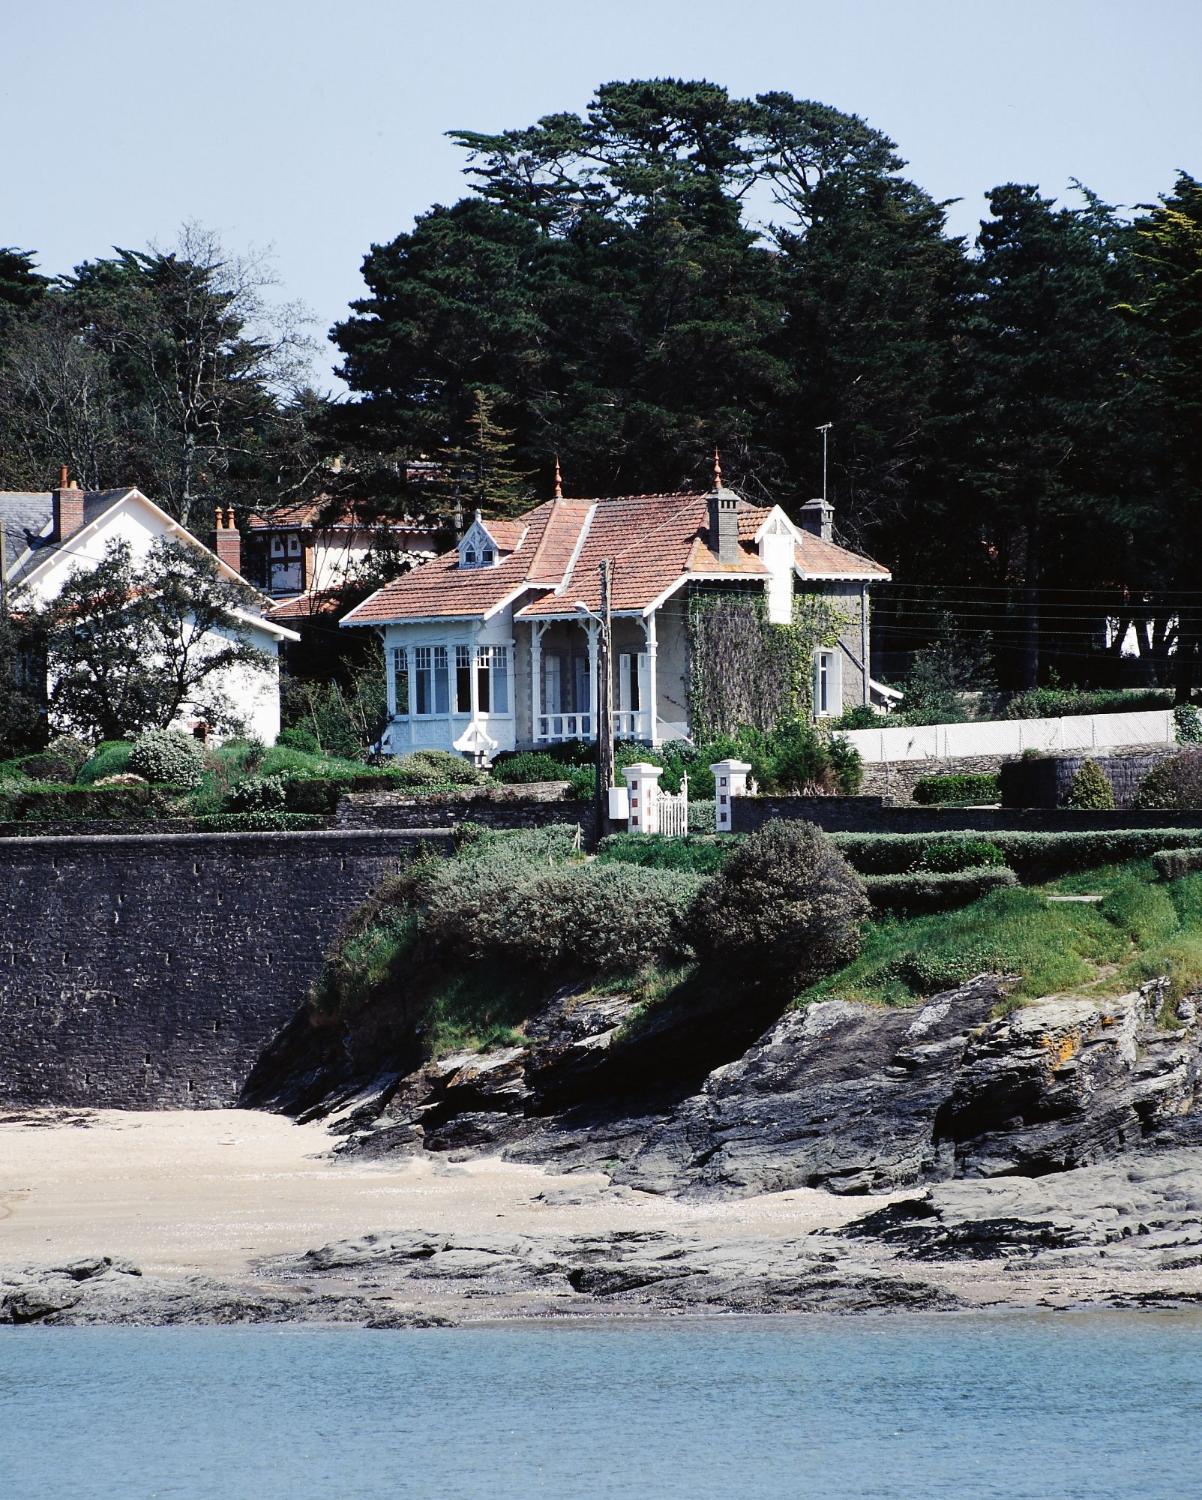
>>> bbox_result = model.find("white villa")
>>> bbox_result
[0,474,299,743]
[342,472,892,760]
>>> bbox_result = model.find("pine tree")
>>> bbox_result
[441,389,534,521]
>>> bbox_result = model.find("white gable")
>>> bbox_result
[457,518,502,570]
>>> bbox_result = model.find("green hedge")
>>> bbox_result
[0,783,165,822]
[188,812,325,833]
[831,828,1202,879]
[864,867,1018,914]
[1151,847,1202,881]
[596,832,733,876]
[912,773,1000,805]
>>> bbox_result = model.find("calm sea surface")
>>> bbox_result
[2,1312,1200,1499]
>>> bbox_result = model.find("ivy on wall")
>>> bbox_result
[687,592,848,742]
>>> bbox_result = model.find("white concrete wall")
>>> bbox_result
[842,709,1177,764]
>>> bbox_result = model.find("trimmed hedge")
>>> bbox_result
[0,782,165,822]
[597,832,733,876]
[912,773,1000,806]
[1152,847,1202,881]
[490,751,572,785]
[917,838,1006,872]
[830,828,1202,879]
[188,811,325,833]
[864,867,1018,914]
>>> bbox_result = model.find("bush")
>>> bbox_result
[834,704,880,730]
[490,751,570,785]
[389,749,485,787]
[864,868,1018,914]
[1064,759,1116,810]
[687,798,716,833]
[15,733,91,784]
[0,782,163,822]
[917,838,1006,873]
[1174,704,1202,744]
[277,725,321,754]
[77,740,134,785]
[1136,751,1202,811]
[128,729,206,789]
[1151,847,1202,881]
[686,820,869,988]
[566,764,596,799]
[226,774,288,813]
[912,773,1000,806]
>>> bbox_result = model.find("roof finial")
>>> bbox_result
[713,446,723,491]
[553,454,564,500]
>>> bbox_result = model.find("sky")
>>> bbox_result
[4,0,1199,389]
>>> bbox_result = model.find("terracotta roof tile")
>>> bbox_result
[795,535,891,579]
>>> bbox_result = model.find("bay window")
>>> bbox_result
[412,645,449,716]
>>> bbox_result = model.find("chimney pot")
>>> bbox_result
[58,464,70,490]
[214,506,242,574]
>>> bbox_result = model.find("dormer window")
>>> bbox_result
[458,519,503,570]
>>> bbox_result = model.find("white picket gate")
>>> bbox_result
[657,773,689,838]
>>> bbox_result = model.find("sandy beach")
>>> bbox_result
[0,1108,872,1280]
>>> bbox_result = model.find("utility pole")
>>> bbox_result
[595,558,615,836]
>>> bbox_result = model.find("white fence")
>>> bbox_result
[841,709,1177,765]
[658,774,689,837]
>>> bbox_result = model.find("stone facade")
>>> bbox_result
[0,829,449,1109]
[999,748,1181,810]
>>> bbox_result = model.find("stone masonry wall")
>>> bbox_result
[0,829,450,1109]
[729,796,1202,836]
[861,743,1179,806]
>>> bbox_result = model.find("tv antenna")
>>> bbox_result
[815,423,832,503]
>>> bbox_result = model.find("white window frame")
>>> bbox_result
[476,644,511,716]
[412,644,450,717]
[453,644,473,714]
[814,648,842,718]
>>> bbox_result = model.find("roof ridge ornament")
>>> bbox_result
[712,446,722,491]
[553,454,564,500]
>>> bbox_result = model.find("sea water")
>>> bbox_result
[1,1312,1200,1499]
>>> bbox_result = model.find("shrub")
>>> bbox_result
[128,729,206,789]
[912,773,1000,806]
[389,749,485,787]
[15,734,91,784]
[1003,685,1172,721]
[1064,759,1116,810]
[566,764,596,799]
[834,704,880,730]
[490,751,570,785]
[686,820,869,988]
[687,798,716,833]
[1152,847,1202,881]
[93,773,149,788]
[864,868,1017,914]
[1136,751,1202,811]
[917,838,1006,873]
[277,725,321,754]
[226,774,288,812]
[1174,704,1202,744]
[0,782,162,822]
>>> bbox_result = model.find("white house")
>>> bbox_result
[0,474,299,743]
[342,468,891,760]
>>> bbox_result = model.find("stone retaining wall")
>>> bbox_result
[0,828,450,1109]
[337,784,598,842]
[729,797,1202,836]
[862,743,1178,806]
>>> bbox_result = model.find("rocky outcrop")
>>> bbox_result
[323,976,1202,1206]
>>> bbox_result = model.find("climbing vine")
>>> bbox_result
[687,592,848,742]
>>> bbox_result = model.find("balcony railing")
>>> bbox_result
[538,711,593,742]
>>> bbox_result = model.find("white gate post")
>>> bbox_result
[623,762,663,834]
[711,759,751,833]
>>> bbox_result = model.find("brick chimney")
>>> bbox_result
[706,448,741,565]
[798,498,833,543]
[52,466,86,543]
[214,505,242,574]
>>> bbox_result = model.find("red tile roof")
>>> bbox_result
[266,588,345,621]
[343,491,889,626]
[247,499,442,532]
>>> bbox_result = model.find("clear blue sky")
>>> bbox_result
[5,0,1199,387]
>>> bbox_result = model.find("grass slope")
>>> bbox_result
[802,860,1202,1011]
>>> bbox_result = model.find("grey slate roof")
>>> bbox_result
[0,490,131,585]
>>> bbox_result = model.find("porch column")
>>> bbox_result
[587,619,598,739]
[531,623,544,743]
[469,625,480,720]
[386,641,400,718]
[643,612,659,746]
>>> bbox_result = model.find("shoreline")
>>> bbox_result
[3,1108,1202,1327]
